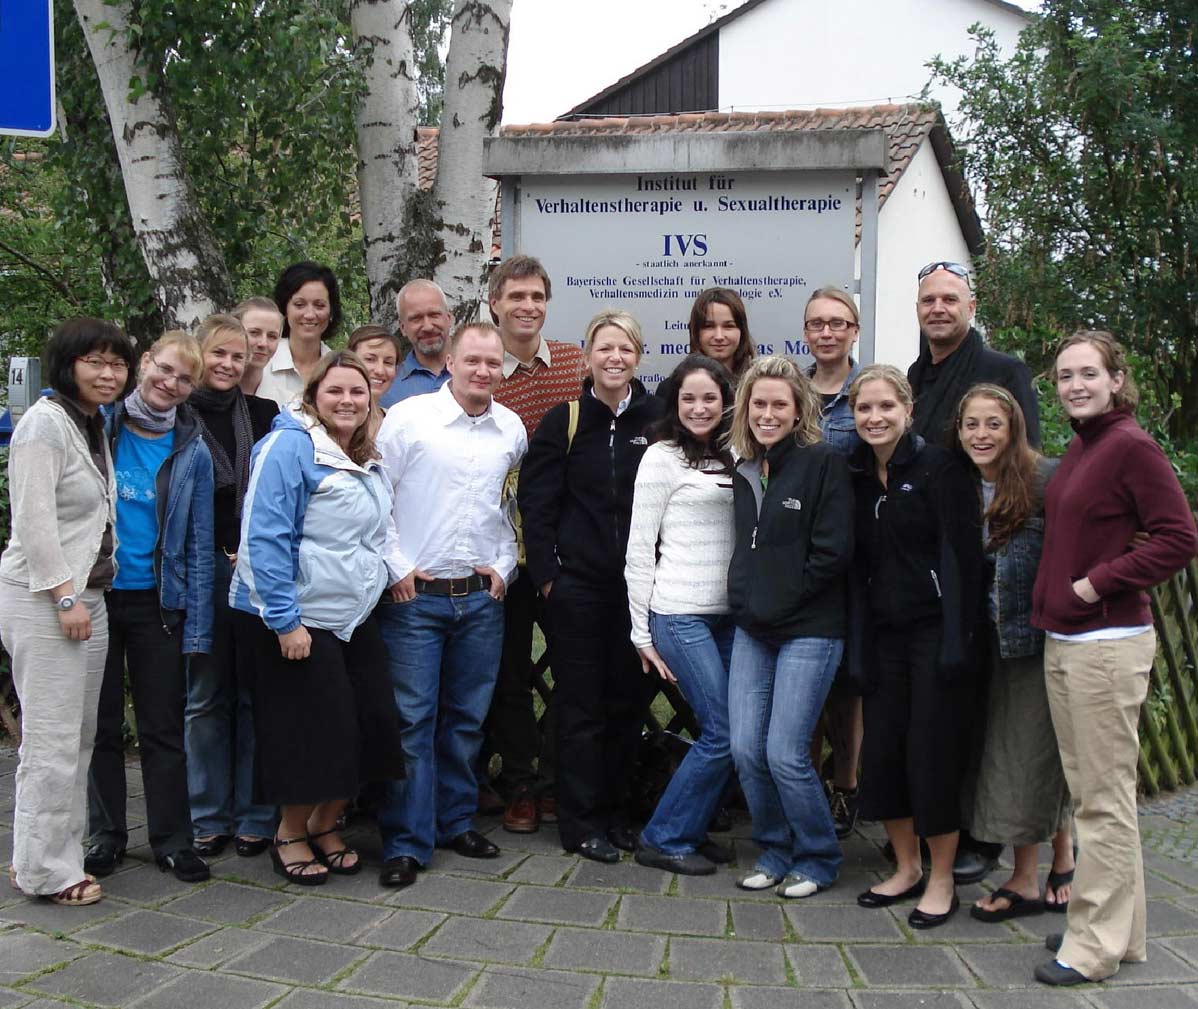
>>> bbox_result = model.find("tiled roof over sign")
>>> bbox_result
[416,103,982,257]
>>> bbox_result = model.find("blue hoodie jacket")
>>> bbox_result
[229,407,395,641]
[107,400,215,654]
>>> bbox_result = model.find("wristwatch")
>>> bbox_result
[55,594,78,611]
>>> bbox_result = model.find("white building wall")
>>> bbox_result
[717,0,1028,123]
[869,140,974,369]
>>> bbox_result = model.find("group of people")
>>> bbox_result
[2,254,1194,991]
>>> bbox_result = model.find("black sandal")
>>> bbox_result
[1045,843,1077,913]
[307,826,362,875]
[270,836,328,886]
[969,886,1044,922]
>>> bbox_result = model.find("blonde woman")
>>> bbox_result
[517,310,665,862]
[726,356,854,898]
[85,331,216,883]
[185,315,279,858]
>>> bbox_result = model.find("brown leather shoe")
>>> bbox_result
[503,787,540,833]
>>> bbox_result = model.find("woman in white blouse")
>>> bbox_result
[627,354,738,876]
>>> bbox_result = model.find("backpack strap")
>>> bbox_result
[566,399,580,453]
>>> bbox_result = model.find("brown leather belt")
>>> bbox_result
[415,574,489,597]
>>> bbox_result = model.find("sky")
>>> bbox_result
[501,0,1040,126]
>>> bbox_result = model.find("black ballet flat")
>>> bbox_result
[857,877,926,908]
[908,894,960,929]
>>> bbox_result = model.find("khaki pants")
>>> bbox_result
[1044,630,1155,980]
[0,582,107,895]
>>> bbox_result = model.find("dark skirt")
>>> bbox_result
[236,610,405,806]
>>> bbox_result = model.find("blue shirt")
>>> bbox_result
[114,426,174,589]
[379,353,450,408]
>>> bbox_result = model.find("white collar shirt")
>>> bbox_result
[501,336,553,379]
[377,382,528,585]
[255,339,332,408]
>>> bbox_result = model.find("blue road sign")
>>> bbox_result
[0,0,56,138]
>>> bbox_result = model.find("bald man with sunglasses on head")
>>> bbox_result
[907,262,1040,449]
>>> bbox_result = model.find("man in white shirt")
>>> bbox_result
[374,322,527,888]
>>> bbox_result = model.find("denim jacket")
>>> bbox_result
[989,456,1057,659]
[807,359,861,457]
[108,401,215,654]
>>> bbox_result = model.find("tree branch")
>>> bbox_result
[0,238,77,301]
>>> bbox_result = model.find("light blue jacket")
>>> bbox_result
[229,407,394,641]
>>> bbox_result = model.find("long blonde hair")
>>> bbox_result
[728,355,822,460]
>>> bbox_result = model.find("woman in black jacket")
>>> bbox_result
[517,310,664,863]
[726,356,854,898]
[185,314,280,859]
[849,364,983,929]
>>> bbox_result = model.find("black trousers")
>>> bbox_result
[88,588,192,857]
[483,569,556,795]
[859,620,973,838]
[547,574,655,850]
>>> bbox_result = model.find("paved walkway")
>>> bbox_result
[3,747,1198,1009]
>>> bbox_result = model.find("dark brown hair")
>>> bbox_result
[348,324,403,359]
[487,254,552,303]
[953,383,1040,550]
[688,287,757,378]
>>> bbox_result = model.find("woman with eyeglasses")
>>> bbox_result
[1,320,136,906]
[85,332,217,885]
[802,287,864,841]
[185,315,280,860]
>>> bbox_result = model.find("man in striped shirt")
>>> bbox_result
[484,255,584,835]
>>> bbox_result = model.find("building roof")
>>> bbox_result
[562,0,1032,119]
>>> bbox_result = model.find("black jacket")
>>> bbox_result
[727,436,854,644]
[518,380,664,589]
[908,327,1041,448]
[847,433,984,686]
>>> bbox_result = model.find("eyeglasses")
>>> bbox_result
[918,261,971,282]
[804,318,858,333]
[77,355,130,373]
[149,358,194,390]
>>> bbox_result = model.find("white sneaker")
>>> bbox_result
[737,869,783,891]
[775,874,820,898]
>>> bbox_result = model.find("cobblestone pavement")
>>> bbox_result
[4,747,1198,1009]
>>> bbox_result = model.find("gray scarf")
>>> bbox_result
[123,387,176,433]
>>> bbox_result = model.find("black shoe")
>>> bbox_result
[634,845,716,876]
[952,848,998,885]
[379,855,421,888]
[192,834,232,857]
[444,829,499,859]
[156,848,210,883]
[696,838,734,864]
[908,893,960,929]
[1046,933,1063,953]
[577,835,620,864]
[1034,959,1091,986]
[234,836,271,857]
[607,825,637,852]
[857,877,926,908]
[827,785,859,839]
[83,841,125,878]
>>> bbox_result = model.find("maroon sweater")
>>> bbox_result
[1031,406,1197,634]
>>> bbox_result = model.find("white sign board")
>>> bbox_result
[515,169,857,387]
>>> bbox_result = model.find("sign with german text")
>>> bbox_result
[516,169,855,387]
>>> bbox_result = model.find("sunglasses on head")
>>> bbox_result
[918,261,971,282]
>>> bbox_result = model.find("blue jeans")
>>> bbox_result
[640,613,734,855]
[729,629,844,886]
[185,552,276,840]
[375,590,504,865]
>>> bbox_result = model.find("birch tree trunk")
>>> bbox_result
[431,0,512,323]
[73,0,233,330]
[351,0,424,334]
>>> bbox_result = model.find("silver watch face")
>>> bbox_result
[58,596,76,611]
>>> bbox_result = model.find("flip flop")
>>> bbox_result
[1044,867,1073,913]
[969,886,1045,922]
